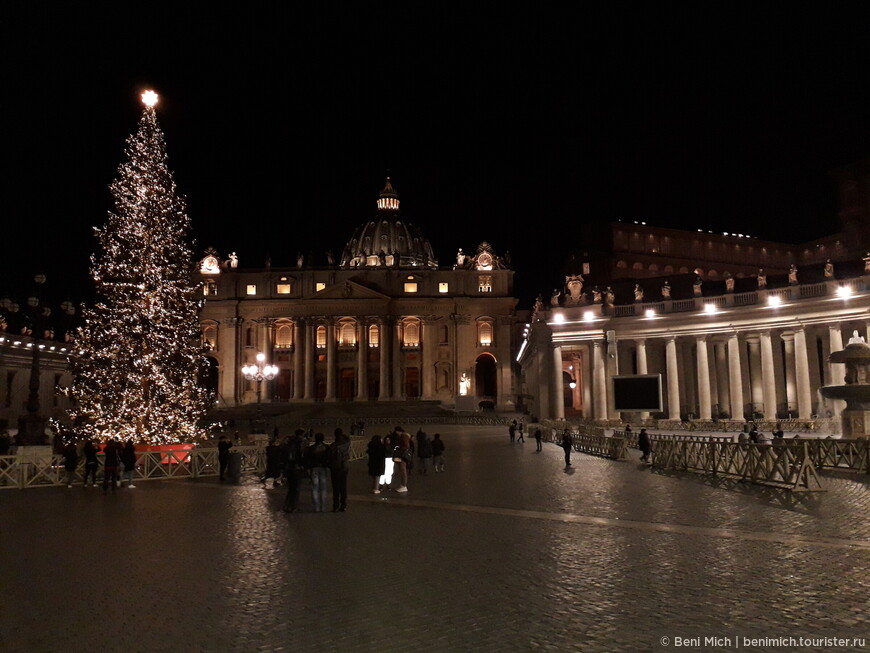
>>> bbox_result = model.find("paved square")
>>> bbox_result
[2,425,868,652]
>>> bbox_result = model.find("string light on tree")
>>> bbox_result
[67,91,211,444]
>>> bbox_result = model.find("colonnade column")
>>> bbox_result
[592,341,607,421]
[636,339,649,422]
[303,322,315,400]
[606,335,619,420]
[828,324,845,417]
[379,318,390,399]
[759,330,778,419]
[794,327,813,419]
[219,317,240,405]
[665,336,680,420]
[727,333,744,421]
[746,336,762,416]
[696,336,712,420]
[714,341,730,417]
[292,320,304,400]
[356,319,368,400]
[552,345,565,419]
[324,321,336,400]
[781,333,797,415]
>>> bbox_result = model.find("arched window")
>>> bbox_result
[202,324,217,350]
[632,262,643,270]
[369,324,379,347]
[203,279,217,296]
[664,265,674,273]
[340,322,355,346]
[316,326,326,348]
[478,321,493,346]
[275,324,292,348]
[440,324,449,344]
[648,263,658,272]
[616,260,628,269]
[404,322,420,346]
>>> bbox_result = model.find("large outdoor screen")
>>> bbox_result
[612,374,663,411]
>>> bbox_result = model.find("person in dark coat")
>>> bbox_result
[282,430,305,513]
[82,439,99,487]
[63,440,79,487]
[508,420,516,443]
[218,435,232,481]
[416,430,433,475]
[560,429,573,467]
[329,428,351,512]
[638,428,652,463]
[102,439,121,494]
[534,428,543,452]
[263,438,283,489]
[120,440,137,488]
[367,435,386,493]
[431,433,446,472]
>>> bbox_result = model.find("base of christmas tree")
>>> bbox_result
[137,443,195,464]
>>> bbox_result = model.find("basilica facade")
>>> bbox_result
[198,180,518,410]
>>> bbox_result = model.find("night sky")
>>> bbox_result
[3,4,869,309]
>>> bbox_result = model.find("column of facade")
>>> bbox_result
[592,340,608,421]
[696,336,712,420]
[355,318,368,400]
[794,327,813,419]
[392,319,404,399]
[292,320,304,400]
[636,339,649,422]
[552,345,565,419]
[379,318,390,399]
[759,330,778,419]
[781,332,797,415]
[303,322,315,400]
[714,340,730,417]
[582,345,593,419]
[665,336,680,420]
[324,320,336,401]
[219,317,240,405]
[677,340,696,419]
[727,333,745,421]
[421,317,437,400]
[258,319,275,402]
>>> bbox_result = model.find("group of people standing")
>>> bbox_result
[366,426,446,496]
[61,438,137,492]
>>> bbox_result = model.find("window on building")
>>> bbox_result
[316,326,326,347]
[340,322,355,346]
[246,284,256,295]
[478,275,492,293]
[245,327,253,347]
[202,325,217,350]
[439,282,449,293]
[440,324,449,344]
[315,282,326,292]
[404,322,419,347]
[404,282,418,293]
[203,280,217,296]
[275,325,292,348]
[369,324,379,347]
[478,321,493,346]
[276,277,292,294]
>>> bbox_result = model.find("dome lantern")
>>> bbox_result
[376,177,400,211]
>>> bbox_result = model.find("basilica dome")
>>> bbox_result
[340,178,438,269]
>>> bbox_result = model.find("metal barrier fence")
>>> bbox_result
[547,428,628,460]
[651,439,825,491]
[0,437,369,490]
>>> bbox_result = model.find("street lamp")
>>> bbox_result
[241,353,279,434]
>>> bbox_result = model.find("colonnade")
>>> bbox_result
[557,321,868,422]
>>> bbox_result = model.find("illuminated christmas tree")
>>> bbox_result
[68,91,210,443]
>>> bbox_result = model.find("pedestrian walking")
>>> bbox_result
[367,435,386,493]
[416,430,433,474]
[304,432,331,512]
[282,430,305,513]
[82,439,99,487]
[638,428,651,463]
[517,420,525,443]
[534,428,543,452]
[120,439,137,488]
[62,440,79,487]
[218,435,232,481]
[508,420,516,443]
[102,439,121,494]
[431,433,446,472]
[561,429,573,467]
[329,428,351,512]
[391,431,412,493]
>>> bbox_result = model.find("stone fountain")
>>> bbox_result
[821,330,870,438]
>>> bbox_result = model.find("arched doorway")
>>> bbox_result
[474,353,497,398]
[339,369,355,400]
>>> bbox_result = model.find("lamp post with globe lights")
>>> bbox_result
[242,353,278,434]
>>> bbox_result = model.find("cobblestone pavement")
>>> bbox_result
[2,425,868,652]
